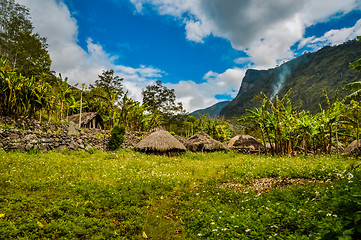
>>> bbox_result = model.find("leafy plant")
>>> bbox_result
[0,150,360,239]
[108,125,125,151]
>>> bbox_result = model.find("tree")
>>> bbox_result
[91,69,124,127]
[93,69,123,100]
[142,80,186,128]
[0,0,51,77]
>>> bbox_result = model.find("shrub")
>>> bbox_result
[108,125,125,151]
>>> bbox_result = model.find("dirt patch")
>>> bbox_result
[220,177,317,193]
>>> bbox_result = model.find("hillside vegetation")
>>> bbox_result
[221,40,361,117]
[1,150,361,239]
[189,101,230,118]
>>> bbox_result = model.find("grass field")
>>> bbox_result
[1,150,361,239]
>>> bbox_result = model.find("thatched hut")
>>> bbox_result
[228,135,264,152]
[186,131,228,152]
[67,112,104,129]
[134,130,186,155]
[342,140,361,156]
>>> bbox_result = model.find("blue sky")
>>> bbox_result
[18,0,361,111]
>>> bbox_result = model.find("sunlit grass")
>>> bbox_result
[0,150,360,239]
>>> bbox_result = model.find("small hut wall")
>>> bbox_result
[67,112,104,129]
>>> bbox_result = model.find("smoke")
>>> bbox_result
[270,65,291,100]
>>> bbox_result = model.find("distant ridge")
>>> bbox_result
[189,101,230,118]
[220,40,361,117]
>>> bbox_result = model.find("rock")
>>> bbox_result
[0,118,109,152]
[68,142,78,151]
[85,144,93,151]
[66,121,80,136]
[25,143,33,151]
[54,145,65,152]
[17,143,26,151]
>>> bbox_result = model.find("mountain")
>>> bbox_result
[220,40,361,118]
[189,101,230,118]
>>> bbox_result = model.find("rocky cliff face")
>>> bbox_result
[220,40,361,118]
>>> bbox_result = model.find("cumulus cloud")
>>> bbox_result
[17,0,164,103]
[300,19,361,50]
[167,68,245,112]
[130,0,361,68]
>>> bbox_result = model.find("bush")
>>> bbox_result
[108,125,125,151]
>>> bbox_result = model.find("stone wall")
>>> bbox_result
[0,117,110,152]
[0,129,108,152]
[0,129,109,152]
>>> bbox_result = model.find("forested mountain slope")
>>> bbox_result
[189,101,230,118]
[221,40,361,117]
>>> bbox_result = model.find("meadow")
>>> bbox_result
[1,150,361,239]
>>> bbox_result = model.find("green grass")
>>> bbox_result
[0,150,360,239]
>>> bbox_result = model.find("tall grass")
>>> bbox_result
[0,150,360,239]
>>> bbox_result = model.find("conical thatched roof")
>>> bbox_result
[228,135,264,150]
[134,130,186,154]
[186,131,228,152]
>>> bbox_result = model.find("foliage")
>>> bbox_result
[322,165,361,239]
[349,36,361,71]
[0,150,360,239]
[117,93,150,132]
[142,80,187,128]
[239,89,351,155]
[108,125,126,151]
[0,57,52,119]
[182,114,234,142]
[221,40,361,117]
[90,69,124,127]
[0,0,51,77]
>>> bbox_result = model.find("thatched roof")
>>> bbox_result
[150,126,166,132]
[134,130,186,154]
[342,140,361,156]
[228,135,264,150]
[186,131,228,152]
[67,112,100,125]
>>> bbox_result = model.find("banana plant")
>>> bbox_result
[57,74,73,120]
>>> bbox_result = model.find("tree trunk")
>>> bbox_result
[336,125,339,156]
[357,119,360,148]
[79,91,83,128]
[328,125,332,154]
[260,129,267,155]
[60,100,64,120]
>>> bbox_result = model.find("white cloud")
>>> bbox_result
[130,0,361,68]
[300,19,361,50]
[167,68,245,112]
[17,0,164,103]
